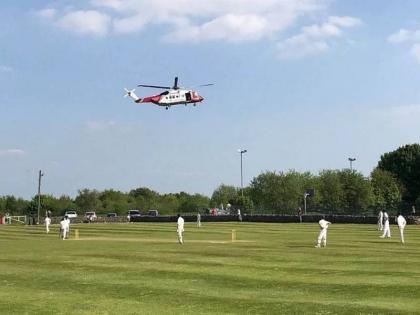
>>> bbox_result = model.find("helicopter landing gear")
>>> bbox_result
[193,103,196,106]
[165,106,169,110]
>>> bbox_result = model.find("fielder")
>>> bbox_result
[197,212,201,228]
[237,209,242,222]
[45,216,51,233]
[59,217,68,240]
[65,215,70,239]
[177,214,184,244]
[397,213,407,244]
[315,217,331,248]
[377,210,383,231]
[380,211,391,238]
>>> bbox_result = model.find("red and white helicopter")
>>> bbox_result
[124,77,213,110]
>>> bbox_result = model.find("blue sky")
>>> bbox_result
[1,0,420,199]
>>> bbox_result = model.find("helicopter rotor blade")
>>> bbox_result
[137,84,171,89]
[197,83,214,87]
[172,77,179,90]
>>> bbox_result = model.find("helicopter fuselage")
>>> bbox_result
[138,89,204,106]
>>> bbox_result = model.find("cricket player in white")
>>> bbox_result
[378,210,383,231]
[59,217,68,240]
[315,218,331,248]
[380,211,391,238]
[177,214,184,244]
[45,216,51,233]
[197,212,201,228]
[65,215,70,239]
[397,213,406,244]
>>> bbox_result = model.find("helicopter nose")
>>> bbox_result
[198,95,204,102]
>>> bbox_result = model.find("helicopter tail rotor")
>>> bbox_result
[124,88,141,103]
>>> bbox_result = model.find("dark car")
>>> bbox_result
[107,213,117,218]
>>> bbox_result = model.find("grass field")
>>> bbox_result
[1,222,420,315]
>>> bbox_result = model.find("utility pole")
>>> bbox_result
[37,170,44,224]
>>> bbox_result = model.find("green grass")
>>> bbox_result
[0,222,419,314]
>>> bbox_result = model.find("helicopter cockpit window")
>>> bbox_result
[160,91,169,96]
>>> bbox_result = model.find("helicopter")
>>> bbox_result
[124,77,213,110]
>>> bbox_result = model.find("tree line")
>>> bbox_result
[1,144,420,216]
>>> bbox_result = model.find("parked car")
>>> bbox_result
[147,210,159,216]
[127,209,141,222]
[64,211,78,218]
[85,211,97,222]
[107,212,117,218]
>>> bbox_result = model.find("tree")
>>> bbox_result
[318,170,344,213]
[75,189,101,212]
[178,193,210,214]
[99,190,130,214]
[370,169,402,213]
[158,194,180,215]
[3,196,29,215]
[210,184,238,208]
[129,187,159,211]
[377,144,420,204]
[338,170,372,214]
[55,195,77,215]
[229,195,254,214]
[249,171,314,214]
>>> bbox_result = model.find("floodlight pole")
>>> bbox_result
[37,170,44,224]
[303,192,310,214]
[238,149,247,197]
[348,157,356,171]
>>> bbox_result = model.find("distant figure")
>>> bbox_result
[237,209,242,222]
[59,217,68,240]
[315,217,331,248]
[197,212,201,228]
[412,205,416,216]
[65,215,70,239]
[177,214,184,244]
[380,211,391,238]
[397,213,407,244]
[297,207,303,223]
[377,210,383,231]
[44,216,51,234]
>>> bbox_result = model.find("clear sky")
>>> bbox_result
[1,0,420,199]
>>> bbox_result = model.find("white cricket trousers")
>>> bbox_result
[46,224,50,233]
[399,227,405,244]
[177,230,183,244]
[381,222,391,238]
[317,228,328,247]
